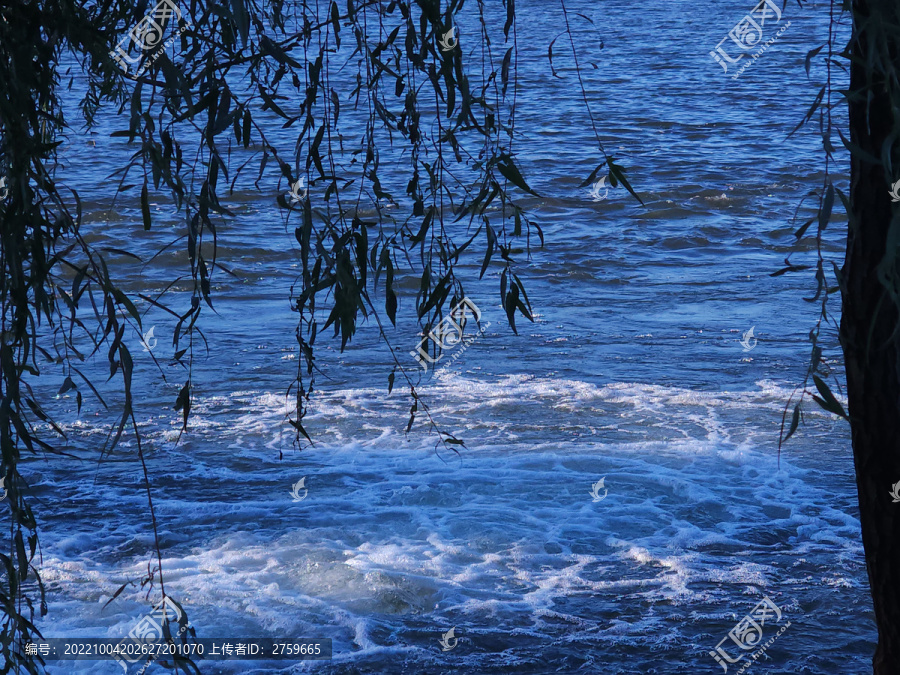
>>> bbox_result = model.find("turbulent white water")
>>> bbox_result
[31,374,867,673]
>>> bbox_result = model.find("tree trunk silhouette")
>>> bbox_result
[843,1,900,671]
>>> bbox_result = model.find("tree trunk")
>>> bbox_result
[842,1,900,672]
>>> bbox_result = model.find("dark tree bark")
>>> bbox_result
[842,1,900,672]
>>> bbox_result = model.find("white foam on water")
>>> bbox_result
[30,374,863,672]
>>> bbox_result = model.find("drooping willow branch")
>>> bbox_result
[777,0,852,452]
[0,0,642,670]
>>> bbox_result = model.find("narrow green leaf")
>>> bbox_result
[783,403,801,443]
[771,263,811,277]
[812,375,849,420]
[818,183,834,233]
[174,380,191,430]
[480,225,496,279]
[794,218,815,240]
[496,154,539,197]
[607,158,643,205]
[289,418,313,444]
[504,0,515,37]
[141,182,151,231]
[58,377,77,395]
[788,85,826,138]
[103,581,133,609]
[805,44,825,78]
[330,1,341,48]
[406,400,417,433]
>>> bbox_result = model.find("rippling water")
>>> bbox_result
[27,0,873,673]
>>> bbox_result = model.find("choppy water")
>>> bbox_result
[21,0,875,673]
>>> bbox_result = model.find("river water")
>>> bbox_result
[23,0,874,673]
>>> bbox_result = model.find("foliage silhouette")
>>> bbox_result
[0,0,635,671]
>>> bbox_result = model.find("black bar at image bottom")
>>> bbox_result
[24,638,333,661]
